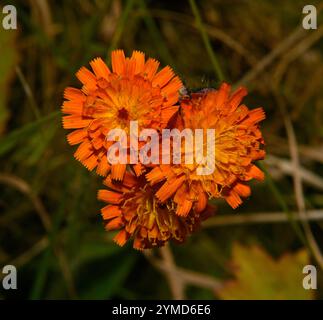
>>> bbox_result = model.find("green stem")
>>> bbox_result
[189,0,224,82]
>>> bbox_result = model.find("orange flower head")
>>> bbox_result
[62,50,183,180]
[97,171,211,250]
[147,83,266,215]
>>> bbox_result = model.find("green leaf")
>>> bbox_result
[0,111,60,157]
[73,241,121,269]
[13,122,58,165]
[78,250,137,299]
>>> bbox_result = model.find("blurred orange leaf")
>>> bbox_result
[218,243,314,300]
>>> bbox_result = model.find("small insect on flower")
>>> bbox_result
[62,50,183,180]
[97,171,213,250]
[147,83,266,216]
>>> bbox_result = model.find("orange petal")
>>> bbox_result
[111,49,126,75]
[113,230,128,246]
[133,236,144,250]
[131,50,145,74]
[97,190,123,204]
[195,192,208,213]
[146,167,165,184]
[122,171,138,188]
[254,149,266,160]
[244,108,266,125]
[161,76,183,96]
[91,136,104,150]
[163,91,180,107]
[62,115,91,129]
[67,129,88,145]
[61,101,83,115]
[81,154,98,171]
[143,58,159,80]
[111,164,126,181]
[74,140,92,161]
[133,163,144,176]
[152,66,174,88]
[224,190,242,209]
[176,199,192,217]
[103,176,126,192]
[156,175,186,202]
[76,67,97,90]
[125,57,136,78]
[233,182,251,197]
[148,224,159,239]
[140,228,147,238]
[89,57,111,79]
[96,156,111,176]
[64,87,85,101]
[214,82,230,110]
[228,86,247,111]
[161,105,179,125]
[105,217,123,231]
[101,205,121,220]
[247,164,265,181]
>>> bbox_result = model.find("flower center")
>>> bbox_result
[118,107,129,120]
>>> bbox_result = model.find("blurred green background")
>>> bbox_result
[0,0,323,299]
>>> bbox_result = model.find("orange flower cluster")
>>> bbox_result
[62,50,265,250]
